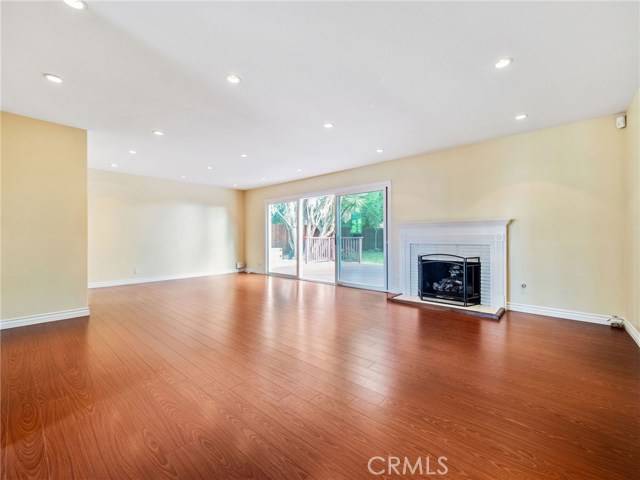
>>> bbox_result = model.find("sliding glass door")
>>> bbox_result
[337,189,386,290]
[267,201,298,277]
[266,183,388,291]
[300,194,336,283]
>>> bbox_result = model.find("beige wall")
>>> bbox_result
[625,90,640,330]
[2,107,633,324]
[1,112,88,320]
[0,114,3,317]
[88,169,244,284]
[245,114,627,317]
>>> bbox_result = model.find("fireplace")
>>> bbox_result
[418,254,481,307]
[396,220,509,311]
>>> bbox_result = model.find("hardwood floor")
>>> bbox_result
[1,273,639,479]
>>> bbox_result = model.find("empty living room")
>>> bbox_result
[1,1,639,479]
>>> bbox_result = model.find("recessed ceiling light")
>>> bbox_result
[42,73,63,84]
[323,122,335,129]
[515,114,528,120]
[296,168,303,172]
[110,163,118,168]
[128,150,136,155]
[206,166,213,170]
[495,58,513,69]
[63,0,86,10]
[180,175,187,179]
[233,184,239,187]
[240,153,248,158]
[226,74,242,84]
[152,130,164,136]
[261,177,267,181]
[376,149,384,154]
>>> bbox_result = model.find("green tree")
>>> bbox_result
[270,202,297,258]
[340,191,383,234]
[303,196,335,238]
[360,191,383,230]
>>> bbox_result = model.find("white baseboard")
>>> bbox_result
[0,307,91,330]
[508,302,640,348]
[507,302,611,325]
[624,319,640,348]
[88,269,238,289]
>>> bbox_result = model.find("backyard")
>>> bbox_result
[362,249,384,264]
[269,190,385,287]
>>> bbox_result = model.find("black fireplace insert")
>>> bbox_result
[418,254,481,307]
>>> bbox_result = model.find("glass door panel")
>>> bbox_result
[337,190,386,289]
[300,194,336,283]
[267,201,298,277]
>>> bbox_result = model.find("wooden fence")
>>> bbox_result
[271,224,293,255]
[305,237,335,263]
[304,237,362,263]
[341,237,363,263]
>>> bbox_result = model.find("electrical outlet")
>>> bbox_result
[607,315,625,329]
[134,267,140,275]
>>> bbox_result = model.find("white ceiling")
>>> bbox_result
[2,1,638,190]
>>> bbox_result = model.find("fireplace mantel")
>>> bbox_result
[395,219,511,309]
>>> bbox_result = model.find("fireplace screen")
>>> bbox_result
[418,254,481,307]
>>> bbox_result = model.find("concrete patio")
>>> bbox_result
[269,259,385,288]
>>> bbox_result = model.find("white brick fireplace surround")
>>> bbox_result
[395,220,511,313]
[392,220,640,349]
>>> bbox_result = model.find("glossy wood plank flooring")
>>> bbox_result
[2,274,639,479]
